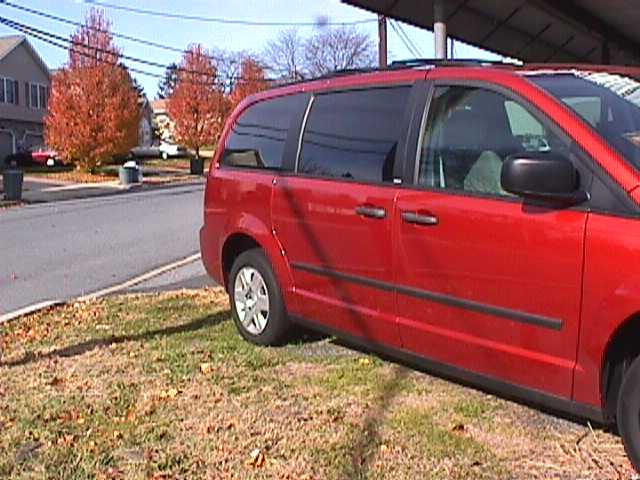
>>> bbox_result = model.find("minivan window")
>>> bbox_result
[222,94,306,170]
[418,85,566,196]
[530,72,640,170]
[298,86,411,183]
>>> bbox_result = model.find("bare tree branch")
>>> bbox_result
[304,26,376,77]
[263,28,306,81]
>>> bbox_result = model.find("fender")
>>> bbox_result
[220,212,298,311]
[575,266,640,407]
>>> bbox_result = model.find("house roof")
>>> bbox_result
[0,35,51,79]
[343,0,640,66]
[0,35,24,60]
[151,99,168,113]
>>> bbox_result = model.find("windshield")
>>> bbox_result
[529,71,640,169]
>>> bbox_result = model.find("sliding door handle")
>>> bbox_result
[355,205,387,219]
[402,211,438,226]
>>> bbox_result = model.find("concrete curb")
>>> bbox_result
[16,181,203,210]
[19,178,205,206]
[0,253,202,325]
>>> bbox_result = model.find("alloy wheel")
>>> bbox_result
[233,266,270,335]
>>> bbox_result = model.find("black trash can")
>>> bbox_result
[3,169,24,201]
[190,157,204,175]
[119,161,142,185]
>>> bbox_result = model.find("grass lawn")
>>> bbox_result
[22,157,208,185]
[23,165,117,184]
[0,289,633,479]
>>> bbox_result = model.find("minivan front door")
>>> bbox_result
[272,85,415,346]
[394,84,588,398]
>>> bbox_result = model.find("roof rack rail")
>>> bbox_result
[313,67,380,80]
[388,58,520,69]
[270,58,522,89]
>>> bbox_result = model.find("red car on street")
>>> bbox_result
[200,60,640,470]
[30,146,58,165]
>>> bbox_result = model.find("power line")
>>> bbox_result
[2,17,209,77]
[393,20,423,58]
[3,19,169,81]
[389,20,421,58]
[0,0,225,61]
[0,16,275,88]
[0,16,275,85]
[77,0,376,27]
[389,20,416,58]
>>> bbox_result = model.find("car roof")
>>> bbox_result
[241,60,640,108]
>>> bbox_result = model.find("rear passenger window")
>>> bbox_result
[223,94,306,170]
[298,87,411,183]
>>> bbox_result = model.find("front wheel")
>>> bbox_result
[617,355,640,472]
[229,248,291,346]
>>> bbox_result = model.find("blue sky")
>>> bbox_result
[0,0,502,98]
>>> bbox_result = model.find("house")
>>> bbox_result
[151,99,176,143]
[0,35,51,162]
[138,96,154,147]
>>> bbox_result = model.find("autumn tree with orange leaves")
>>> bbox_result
[46,9,140,172]
[168,45,227,159]
[229,57,268,110]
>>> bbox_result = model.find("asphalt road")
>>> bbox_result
[0,183,206,316]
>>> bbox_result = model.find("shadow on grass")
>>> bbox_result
[348,365,409,477]
[2,310,229,369]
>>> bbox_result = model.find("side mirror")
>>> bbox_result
[501,152,589,204]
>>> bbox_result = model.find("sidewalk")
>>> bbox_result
[1,174,205,205]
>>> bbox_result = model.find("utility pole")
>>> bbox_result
[378,14,387,68]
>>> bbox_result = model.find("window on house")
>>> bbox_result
[39,85,47,109]
[25,82,49,109]
[30,83,38,108]
[6,79,13,104]
[0,77,18,105]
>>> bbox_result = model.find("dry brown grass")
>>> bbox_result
[0,289,635,479]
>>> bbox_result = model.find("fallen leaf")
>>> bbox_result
[57,434,75,446]
[199,363,214,374]
[451,423,466,434]
[47,377,65,387]
[358,358,372,366]
[246,448,266,468]
[159,388,179,400]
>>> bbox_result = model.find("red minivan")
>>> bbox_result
[200,60,640,470]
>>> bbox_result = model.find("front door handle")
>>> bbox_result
[402,211,439,226]
[355,205,387,219]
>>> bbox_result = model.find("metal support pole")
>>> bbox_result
[434,0,448,59]
[378,14,388,68]
[602,40,611,64]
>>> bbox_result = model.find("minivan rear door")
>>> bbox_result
[272,82,425,346]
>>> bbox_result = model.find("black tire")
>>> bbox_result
[228,248,291,346]
[617,355,640,472]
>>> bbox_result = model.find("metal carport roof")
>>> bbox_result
[343,0,640,65]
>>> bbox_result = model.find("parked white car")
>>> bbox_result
[159,141,189,160]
